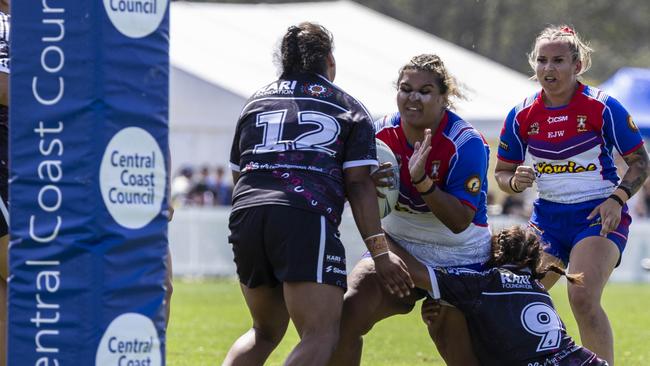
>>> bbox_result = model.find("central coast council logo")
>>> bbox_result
[100,127,166,229]
[96,313,161,366]
[103,0,169,38]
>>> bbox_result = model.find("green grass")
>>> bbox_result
[167,278,650,365]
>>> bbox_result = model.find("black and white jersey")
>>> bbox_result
[0,11,9,74]
[0,10,9,236]
[0,10,9,127]
[430,265,581,365]
[230,73,377,225]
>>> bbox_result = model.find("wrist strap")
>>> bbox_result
[363,233,384,242]
[509,176,523,193]
[419,180,437,196]
[371,251,390,259]
[607,194,625,207]
[617,185,632,199]
[411,173,427,185]
[363,233,389,258]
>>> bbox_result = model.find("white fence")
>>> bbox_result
[169,207,650,283]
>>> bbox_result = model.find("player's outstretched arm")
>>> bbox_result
[344,165,414,297]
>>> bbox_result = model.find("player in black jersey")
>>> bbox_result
[420,226,608,366]
[223,22,413,366]
[0,2,9,365]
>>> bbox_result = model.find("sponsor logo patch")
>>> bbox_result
[577,115,588,132]
[430,160,441,181]
[325,265,347,275]
[528,122,540,135]
[465,175,481,195]
[326,254,344,264]
[500,272,533,290]
[628,115,639,132]
[547,115,568,123]
[499,140,509,151]
[302,83,334,98]
[254,80,297,97]
[535,161,597,175]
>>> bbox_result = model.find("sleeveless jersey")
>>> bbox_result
[375,112,491,264]
[230,73,377,225]
[498,83,644,203]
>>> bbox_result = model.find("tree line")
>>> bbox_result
[188,0,650,83]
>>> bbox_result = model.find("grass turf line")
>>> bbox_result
[167,278,650,366]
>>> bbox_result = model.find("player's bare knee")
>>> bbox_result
[304,325,340,352]
[252,323,287,346]
[345,259,377,290]
[568,287,600,316]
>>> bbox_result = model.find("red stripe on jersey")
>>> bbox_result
[497,155,524,164]
[621,141,644,156]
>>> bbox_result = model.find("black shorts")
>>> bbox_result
[228,205,347,289]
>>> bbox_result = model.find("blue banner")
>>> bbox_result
[9,1,169,365]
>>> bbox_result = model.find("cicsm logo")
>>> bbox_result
[547,115,568,123]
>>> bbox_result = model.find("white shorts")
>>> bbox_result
[388,233,490,268]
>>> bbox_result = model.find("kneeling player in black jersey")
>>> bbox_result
[421,226,608,366]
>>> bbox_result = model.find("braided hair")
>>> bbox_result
[276,22,333,78]
[396,54,466,110]
[486,226,583,285]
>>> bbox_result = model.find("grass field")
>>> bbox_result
[167,278,650,366]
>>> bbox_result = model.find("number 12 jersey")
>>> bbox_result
[229,73,378,225]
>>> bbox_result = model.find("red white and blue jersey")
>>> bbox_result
[375,111,491,265]
[498,83,644,204]
[230,73,377,225]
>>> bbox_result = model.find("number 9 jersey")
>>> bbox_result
[229,73,378,225]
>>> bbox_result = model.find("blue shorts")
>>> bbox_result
[530,198,630,267]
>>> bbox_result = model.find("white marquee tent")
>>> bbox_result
[169,0,537,173]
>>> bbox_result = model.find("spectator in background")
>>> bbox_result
[171,166,193,206]
[189,165,217,206]
[214,165,232,205]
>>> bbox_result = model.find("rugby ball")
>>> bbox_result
[376,139,399,218]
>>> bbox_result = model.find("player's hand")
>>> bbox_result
[511,165,536,192]
[421,297,442,326]
[587,197,623,236]
[373,251,414,298]
[408,129,432,183]
[371,162,395,198]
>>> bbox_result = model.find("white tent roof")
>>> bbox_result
[170,0,537,137]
